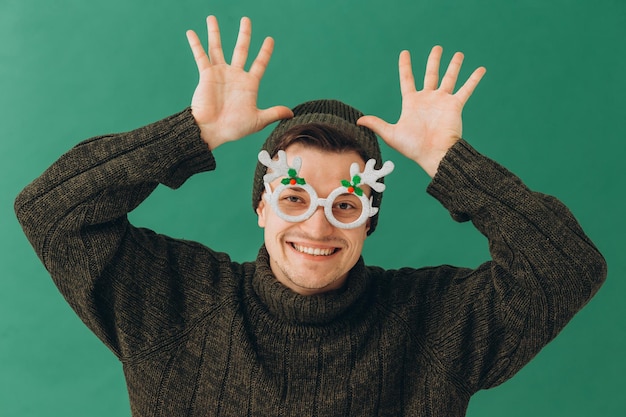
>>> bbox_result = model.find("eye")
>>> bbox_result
[336,201,357,210]
[332,194,362,212]
[284,195,304,204]
[277,187,311,212]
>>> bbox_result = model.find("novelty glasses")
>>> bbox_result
[259,150,394,229]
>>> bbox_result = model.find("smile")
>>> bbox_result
[291,243,338,256]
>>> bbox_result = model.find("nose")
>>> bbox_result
[300,205,334,236]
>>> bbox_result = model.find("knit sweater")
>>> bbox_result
[15,108,607,417]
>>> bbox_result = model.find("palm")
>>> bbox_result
[392,89,465,162]
[186,16,293,149]
[191,64,264,143]
[358,47,486,177]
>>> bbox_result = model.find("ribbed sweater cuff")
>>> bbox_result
[154,108,216,189]
[426,139,513,223]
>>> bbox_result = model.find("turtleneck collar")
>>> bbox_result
[250,246,372,326]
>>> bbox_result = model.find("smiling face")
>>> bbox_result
[256,143,370,295]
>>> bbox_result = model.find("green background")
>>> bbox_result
[1,0,624,416]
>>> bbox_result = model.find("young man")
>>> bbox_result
[15,16,606,417]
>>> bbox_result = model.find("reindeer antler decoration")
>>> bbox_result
[258,150,304,184]
[341,159,395,195]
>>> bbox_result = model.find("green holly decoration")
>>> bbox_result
[341,175,363,196]
[281,168,306,186]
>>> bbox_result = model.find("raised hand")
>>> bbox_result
[357,46,486,177]
[186,16,293,150]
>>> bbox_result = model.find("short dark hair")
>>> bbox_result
[270,122,370,163]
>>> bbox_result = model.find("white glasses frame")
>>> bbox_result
[258,149,394,230]
[263,181,376,229]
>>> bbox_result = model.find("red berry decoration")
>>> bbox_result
[290,178,296,185]
[341,177,363,196]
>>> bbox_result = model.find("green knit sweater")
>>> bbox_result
[15,108,606,417]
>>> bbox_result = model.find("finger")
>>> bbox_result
[423,45,443,90]
[455,66,487,105]
[186,30,211,72]
[249,37,275,79]
[399,50,417,96]
[439,52,464,93]
[357,115,393,141]
[231,16,251,68]
[206,15,226,65]
[258,106,295,128]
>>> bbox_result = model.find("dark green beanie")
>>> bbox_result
[252,99,385,235]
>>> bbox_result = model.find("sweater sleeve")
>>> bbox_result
[423,139,607,393]
[14,108,222,360]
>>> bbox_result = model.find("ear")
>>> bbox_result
[365,218,371,235]
[256,197,266,228]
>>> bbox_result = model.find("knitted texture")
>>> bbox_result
[14,108,607,417]
[252,99,385,234]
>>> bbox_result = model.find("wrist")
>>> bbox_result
[191,108,223,151]
[415,140,458,178]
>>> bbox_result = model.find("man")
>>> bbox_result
[15,15,606,417]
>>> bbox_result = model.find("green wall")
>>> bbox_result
[1,0,624,415]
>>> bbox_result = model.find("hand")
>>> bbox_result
[357,46,486,177]
[186,16,293,149]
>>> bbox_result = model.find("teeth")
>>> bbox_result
[292,244,335,256]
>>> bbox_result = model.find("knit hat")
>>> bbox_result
[252,99,386,235]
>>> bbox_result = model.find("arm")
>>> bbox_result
[360,47,606,391]
[14,16,292,360]
[14,110,212,359]
[426,139,606,392]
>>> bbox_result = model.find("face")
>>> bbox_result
[256,143,370,296]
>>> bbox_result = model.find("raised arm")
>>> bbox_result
[363,46,606,392]
[14,16,289,359]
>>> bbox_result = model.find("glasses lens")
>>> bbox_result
[276,186,313,218]
[330,193,364,224]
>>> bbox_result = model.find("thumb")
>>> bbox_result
[357,115,393,140]
[258,106,294,129]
